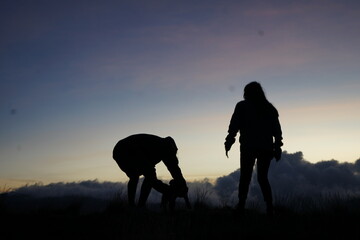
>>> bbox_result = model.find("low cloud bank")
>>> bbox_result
[3,152,360,212]
[269,151,360,197]
[214,151,360,206]
[8,181,127,200]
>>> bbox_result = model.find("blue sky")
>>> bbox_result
[1,0,360,188]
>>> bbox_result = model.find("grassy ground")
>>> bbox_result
[1,195,360,240]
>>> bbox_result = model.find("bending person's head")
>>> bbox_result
[162,136,179,164]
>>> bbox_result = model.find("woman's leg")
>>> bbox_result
[238,150,256,211]
[256,150,273,215]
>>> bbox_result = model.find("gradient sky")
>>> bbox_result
[1,0,360,189]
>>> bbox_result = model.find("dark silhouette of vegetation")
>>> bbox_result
[1,189,359,239]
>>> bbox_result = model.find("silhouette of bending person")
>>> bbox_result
[224,82,283,216]
[113,133,190,209]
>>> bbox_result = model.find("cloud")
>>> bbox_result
[11,180,126,199]
[3,152,360,213]
[2,180,128,214]
[214,151,360,206]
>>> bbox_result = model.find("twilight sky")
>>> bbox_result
[1,0,360,189]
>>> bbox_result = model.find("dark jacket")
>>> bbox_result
[113,134,184,181]
[226,100,283,151]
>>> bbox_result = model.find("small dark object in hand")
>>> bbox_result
[161,179,191,211]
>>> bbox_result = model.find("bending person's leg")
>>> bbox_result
[127,176,139,207]
[138,168,170,207]
[138,177,152,207]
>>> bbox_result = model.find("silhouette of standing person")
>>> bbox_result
[113,133,189,209]
[224,82,283,216]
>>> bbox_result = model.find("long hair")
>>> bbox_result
[243,81,277,118]
[243,81,267,102]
